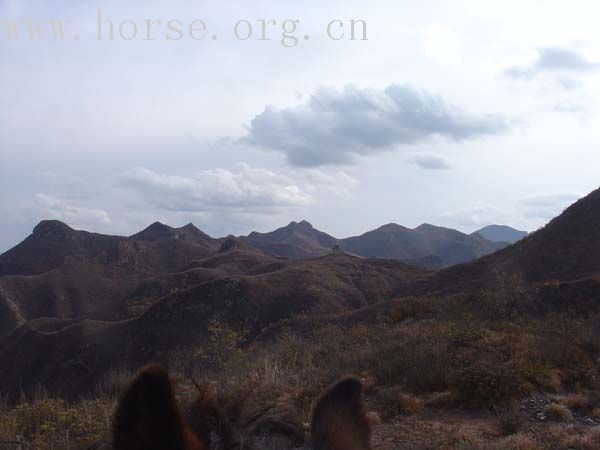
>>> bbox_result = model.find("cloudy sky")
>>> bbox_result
[1,0,600,252]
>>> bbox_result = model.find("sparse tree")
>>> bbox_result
[483,271,533,320]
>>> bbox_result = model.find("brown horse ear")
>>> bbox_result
[311,377,371,450]
[112,365,206,450]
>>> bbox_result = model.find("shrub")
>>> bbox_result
[424,391,457,410]
[373,325,452,393]
[376,387,423,419]
[543,403,573,422]
[518,358,559,392]
[455,362,526,409]
[498,410,524,436]
[388,297,435,323]
[206,319,246,365]
[560,393,589,412]
[481,271,534,321]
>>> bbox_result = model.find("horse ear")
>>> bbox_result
[112,365,205,450]
[311,377,371,450]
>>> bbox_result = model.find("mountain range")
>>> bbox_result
[6,190,599,400]
[0,220,524,277]
[242,221,523,268]
[0,218,512,337]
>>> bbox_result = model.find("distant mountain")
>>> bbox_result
[241,220,506,268]
[242,220,338,259]
[473,225,528,244]
[340,223,506,267]
[127,222,221,271]
[0,220,123,276]
[132,222,215,245]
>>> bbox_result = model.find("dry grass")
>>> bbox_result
[559,427,600,450]
[549,391,600,415]
[0,394,114,450]
[2,301,600,449]
[498,410,524,436]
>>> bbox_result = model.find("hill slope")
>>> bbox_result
[0,253,429,397]
[0,221,224,338]
[416,186,600,295]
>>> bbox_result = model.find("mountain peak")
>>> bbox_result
[415,223,459,235]
[473,224,528,244]
[378,223,408,232]
[32,220,73,238]
[133,222,175,241]
[285,220,314,232]
[179,223,206,236]
[181,223,198,231]
[297,220,314,230]
[218,237,256,253]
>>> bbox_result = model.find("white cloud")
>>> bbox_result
[439,203,510,228]
[117,164,314,212]
[300,169,358,195]
[421,24,463,66]
[34,194,111,227]
[519,192,581,219]
[439,192,583,232]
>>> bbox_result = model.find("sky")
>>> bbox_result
[1,0,600,252]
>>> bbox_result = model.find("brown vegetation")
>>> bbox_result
[2,188,600,448]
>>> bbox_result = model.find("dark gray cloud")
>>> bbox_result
[506,48,599,79]
[242,84,509,167]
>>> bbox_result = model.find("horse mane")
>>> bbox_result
[112,366,371,450]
